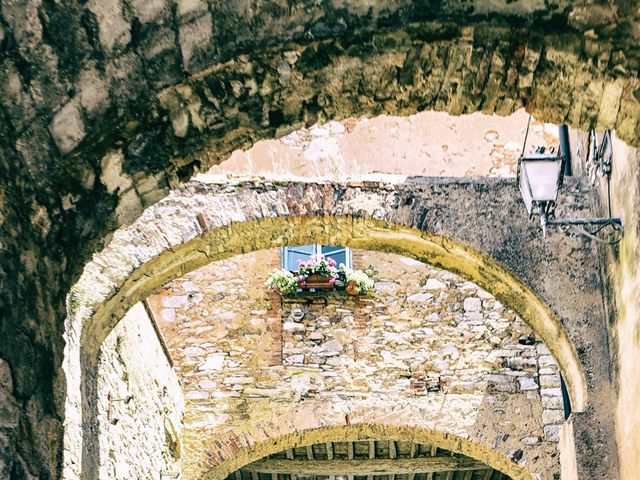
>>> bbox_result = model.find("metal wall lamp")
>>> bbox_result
[517,120,623,240]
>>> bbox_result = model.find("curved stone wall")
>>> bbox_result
[147,248,563,479]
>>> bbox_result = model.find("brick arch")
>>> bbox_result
[197,424,535,480]
[64,177,611,478]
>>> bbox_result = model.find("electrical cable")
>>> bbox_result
[606,170,613,218]
[521,115,532,158]
[571,225,623,244]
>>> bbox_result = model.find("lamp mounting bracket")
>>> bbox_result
[584,129,613,185]
[517,119,623,243]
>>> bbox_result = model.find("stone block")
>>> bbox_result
[198,354,225,371]
[88,0,131,53]
[177,0,209,19]
[486,374,513,384]
[284,354,305,364]
[539,374,561,388]
[544,424,561,442]
[163,296,188,308]
[223,376,254,385]
[132,0,168,23]
[541,395,564,410]
[183,346,206,357]
[105,52,146,106]
[477,288,493,299]
[536,343,550,355]
[463,297,482,312]
[464,312,483,322]
[283,321,306,333]
[540,387,562,397]
[185,390,209,400]
[424,278,446,290]
[49,100,85,154]
[321,340,344,353]
[538,355,557,368]
[308,331,325,342]
[179,13,213,73]
[521,436,540,446]
[518,377,539,391]
[78,63,110,116]
[114,188,144,226]
[542,409,565,425]
[539,366,558,375]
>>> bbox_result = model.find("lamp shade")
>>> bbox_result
[518,153,563,216]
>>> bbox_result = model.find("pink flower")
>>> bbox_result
[329,277,336,285]
[297,259,303,265]
[328,258,337,267]
[298,275,305,281]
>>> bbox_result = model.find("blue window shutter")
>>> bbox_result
[282,244,352,270]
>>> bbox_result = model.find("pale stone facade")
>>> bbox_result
[96,303,184,479]
[147,248,564,479]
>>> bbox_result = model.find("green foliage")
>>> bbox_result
[264,268,299,295]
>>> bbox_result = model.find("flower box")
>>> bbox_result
[304,273,336,289]
[265,253,374,297]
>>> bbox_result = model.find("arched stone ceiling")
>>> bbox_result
[1,2,636,478]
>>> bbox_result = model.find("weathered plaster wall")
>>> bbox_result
[206,109,558,179]
[1,2,638,476]
[148,249,562,480]
[590,135,640,480]
[95,303,184,480]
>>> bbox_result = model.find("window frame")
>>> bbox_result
[281,244,352,271]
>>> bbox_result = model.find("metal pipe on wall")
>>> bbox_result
[558,125,572,177]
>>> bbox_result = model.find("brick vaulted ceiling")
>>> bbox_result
[227,440,510,480]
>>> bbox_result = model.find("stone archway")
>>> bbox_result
[3,3,639,477]
[198,424,535,480]
[63,176,615,478]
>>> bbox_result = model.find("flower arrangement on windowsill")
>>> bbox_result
[265,254,375,296]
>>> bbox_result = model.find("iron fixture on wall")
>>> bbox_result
[517,117,623,241]
[584,129,613,184]
[160,472,180,479]
[107,393,134,425]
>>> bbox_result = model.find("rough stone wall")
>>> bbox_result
[586,134,640,480]
[1,2,638,477]
[148,248,563,479]
[68,177,616,479]
[95,302,184,480]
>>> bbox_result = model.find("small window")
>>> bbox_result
[282,244,352,271]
